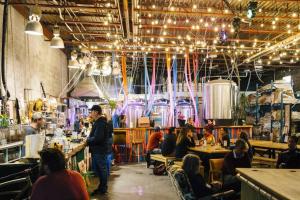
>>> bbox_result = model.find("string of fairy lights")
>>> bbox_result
[74,0,300,68]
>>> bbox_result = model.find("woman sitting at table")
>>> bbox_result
[239,131,253,160]
[218,128,230,148]
[203,127,216,145]
[182,154,222,199]
[175,127,195,159]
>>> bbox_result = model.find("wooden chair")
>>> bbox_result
[209,158,224,183]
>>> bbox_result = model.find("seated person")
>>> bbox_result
[239,131,253,160]
[218,128,230,148]
[161,127,177,156]
[178,111,186,127]
[185,117,194,128]
[204,127,216,145]
[146,126,163,167]
[175,127,195,159]
[277,135,300,169]
[31,148,89,200]
[182,154,222,199]
[222,139,251,192]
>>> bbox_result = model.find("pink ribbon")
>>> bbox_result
[184,51,199,127]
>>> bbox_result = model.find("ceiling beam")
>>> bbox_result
[139,24,294,35]
[134,8,300,21]
[8,2,118,11]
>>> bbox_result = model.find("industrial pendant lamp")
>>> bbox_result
[25,4,43,36]
[50,25,64,48]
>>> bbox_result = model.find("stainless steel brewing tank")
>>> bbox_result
[203,79,238,119]
[152,102,170,127]
[126,101,145,128]
[176,101,195,127]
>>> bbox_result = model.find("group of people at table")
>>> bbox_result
[146,118,300,199]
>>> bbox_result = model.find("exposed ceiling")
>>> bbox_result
[6,0,300,89]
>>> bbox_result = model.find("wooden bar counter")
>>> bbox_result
[237,168,300,200]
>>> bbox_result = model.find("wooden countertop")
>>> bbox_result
[65,141,86,160]
[237,168,300,200]
[114,126,253,131]
[189,145,231,154]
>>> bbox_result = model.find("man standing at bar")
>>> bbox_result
[87,105,109,195]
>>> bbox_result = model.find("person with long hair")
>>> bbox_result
[31,148,89,200]
[182,154,222,198]
[175,127,195,159]
[239,131,253,160]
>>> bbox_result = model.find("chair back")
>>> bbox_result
[209,158,224,183]
[168,165,197,200]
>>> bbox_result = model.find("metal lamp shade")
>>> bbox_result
[25,20,43,36]
[68,59,79,68]
[50,36,64,48]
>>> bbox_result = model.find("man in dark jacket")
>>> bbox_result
[222,139,251,193]
[277,135,300,169]
[87,105,109,195]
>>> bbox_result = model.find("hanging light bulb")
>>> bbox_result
[50,25,64,48]
[25,4,43,36]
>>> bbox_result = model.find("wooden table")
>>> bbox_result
[189,145,231,154]
[237,168,300,200]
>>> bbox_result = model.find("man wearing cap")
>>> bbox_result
[86,105,109,195]
[24,112,45,135]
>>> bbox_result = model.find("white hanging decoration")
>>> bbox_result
[112,61,121,76]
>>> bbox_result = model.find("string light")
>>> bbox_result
[148,13,152,17]
[167,18,172,24]
[193,5,197,9]
[260,23,264,27]
[152,4,156,9]
[292,13,297,17]
[207,7,212,12]
[170,6,175,11]
[224,9,229,14]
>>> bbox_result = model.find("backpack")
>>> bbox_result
[153,163,167,176]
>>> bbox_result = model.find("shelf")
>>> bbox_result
[0,141,23,151]
[8,158,21,163]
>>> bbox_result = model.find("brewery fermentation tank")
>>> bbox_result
[126,101,145,128]
[203,79,238,119]
[152,101,170,127]
[176,100,195,127]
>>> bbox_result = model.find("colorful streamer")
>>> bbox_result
[193,53,200,126]
[143,54,151,115]
[166,54,174,126]
[172,56,177,126]
[184,51,199,127]
[121,54,128,99]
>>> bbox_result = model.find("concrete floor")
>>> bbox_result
[89,163,179,200]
